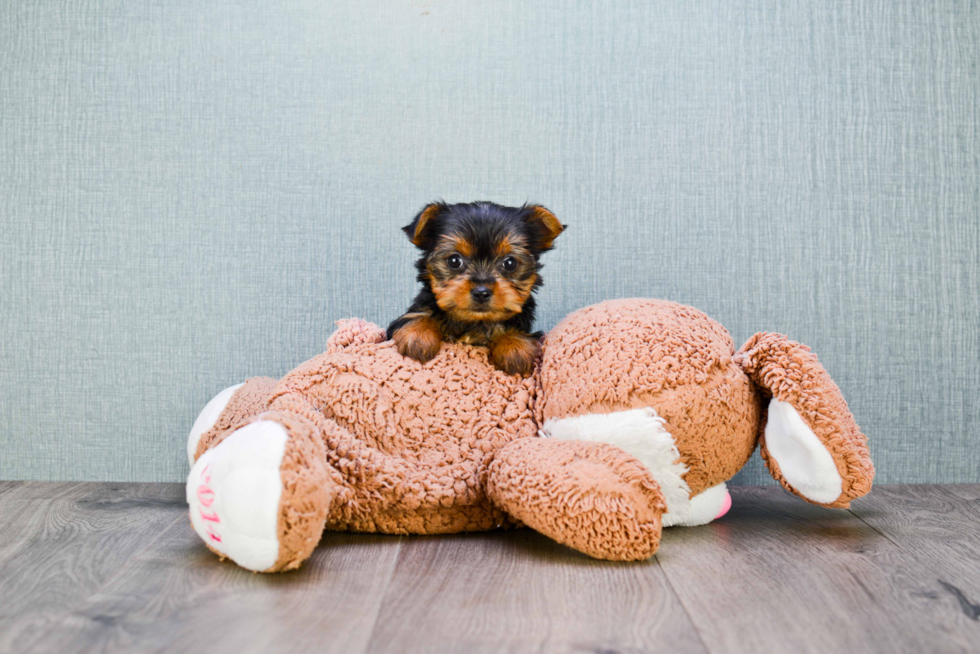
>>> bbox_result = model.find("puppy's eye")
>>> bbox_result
[447,254,464,270]
[501,256,518,272]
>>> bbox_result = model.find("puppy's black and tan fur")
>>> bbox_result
[386,201,565,375]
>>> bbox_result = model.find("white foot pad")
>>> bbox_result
[186,420,287,572]
[187,383,244,466]
[765,399,843,504]
[665,482,730,527]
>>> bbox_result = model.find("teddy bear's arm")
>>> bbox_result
[326,318,388,354]
[734,332,875,508]
[485,437,667,560]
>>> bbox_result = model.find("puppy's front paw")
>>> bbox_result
[490,331,540,376]
[393,315,443,363]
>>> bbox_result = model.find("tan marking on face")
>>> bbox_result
[433,275,516,322]
[490,274,537,316]
[494,235,513,258]
[432,276,474,312]
[436,234,473,258]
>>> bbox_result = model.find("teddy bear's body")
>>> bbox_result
[277,329,538,535]
[186,299,873,572]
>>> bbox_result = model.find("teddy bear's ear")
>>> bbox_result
[523,205,566,251]
[403,202,447,249]
[735,332,875,508]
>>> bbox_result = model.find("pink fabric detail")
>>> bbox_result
[196,462,223,542]
[715,490,732,520]
[197,486,215,507]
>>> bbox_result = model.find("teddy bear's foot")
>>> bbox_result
[664,482,732,527]
[187,377,278,466]
[540,407,694,522]
[487,438,666,561]
[539,408,735,527]
[186,411,334,572]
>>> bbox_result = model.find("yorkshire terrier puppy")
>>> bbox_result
[387,201,565,376]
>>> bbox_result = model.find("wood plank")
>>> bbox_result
[6,482,979,654]
[0,481,23,497]
[365,529,707,654]
[0,483,186,560]
[0,481,82,502]
[849,484,980,621]
[0,482,186,504]
[28,521,403,654]
[935,483,980,503]
[656,486,979,654]
[0,484,186,653]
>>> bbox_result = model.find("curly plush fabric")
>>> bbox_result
[487,438,666,560]
[268,330,540,534]
[250,410,337,572]
[734,332,875,508]
[540,299,760,496]
[325,318,388,354]
[188,299,875,570]
[194,376,277,462]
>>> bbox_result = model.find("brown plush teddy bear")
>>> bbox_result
[186,299,873,572]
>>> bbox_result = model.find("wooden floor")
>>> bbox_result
[0,484,978,654]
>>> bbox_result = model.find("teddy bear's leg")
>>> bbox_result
[539,407,735,528]
[187,376,279,466]
[486,438,667,561]
[186,409,335,572]
[665,482,732,527]
[735,332,875,508]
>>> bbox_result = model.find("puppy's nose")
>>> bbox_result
[471,286,492,303]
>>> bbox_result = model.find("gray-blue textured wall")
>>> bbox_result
[1,1,977,483]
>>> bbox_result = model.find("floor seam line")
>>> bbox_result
[357,536,405,654]
[846,507,904,548]
[654,551,714,654]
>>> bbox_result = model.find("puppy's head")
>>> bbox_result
[404,201,565,322]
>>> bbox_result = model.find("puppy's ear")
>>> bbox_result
[403,202,446,249]
[523,205,565,251]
